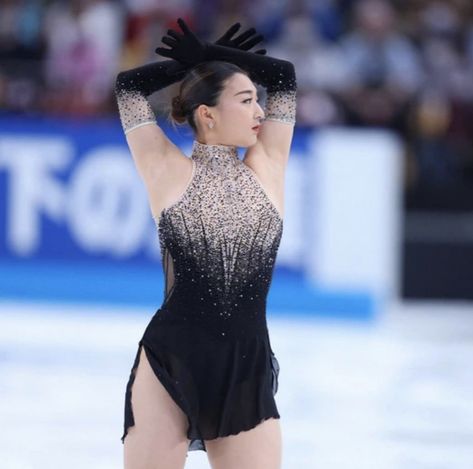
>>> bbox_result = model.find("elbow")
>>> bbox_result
[115,70,133,95]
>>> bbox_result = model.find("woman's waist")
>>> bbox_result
[152,298,269,340]
[163,284,268,314]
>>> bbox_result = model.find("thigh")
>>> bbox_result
[123,347,190,469]
[205,417,282,469]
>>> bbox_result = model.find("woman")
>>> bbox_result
[115,18,296,469]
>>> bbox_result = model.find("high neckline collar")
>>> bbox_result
[191,140,239,162]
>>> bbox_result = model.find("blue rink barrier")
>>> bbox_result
[0,260,375,320]
[0,114,375,320]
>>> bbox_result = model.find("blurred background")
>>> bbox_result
[1,0,472,468]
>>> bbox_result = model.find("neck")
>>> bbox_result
[192,140,239,162]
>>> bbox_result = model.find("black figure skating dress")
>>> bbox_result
[114,50,296,453]
[121,140,284,452]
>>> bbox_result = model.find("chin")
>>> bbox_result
[227,134,256,148]
[242,135,258,148]
[249,135,259,146]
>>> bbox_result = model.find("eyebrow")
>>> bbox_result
[234,89,257,97]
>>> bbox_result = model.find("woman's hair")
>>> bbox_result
[169,60,249,132]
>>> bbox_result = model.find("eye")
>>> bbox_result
[243,97,260,103]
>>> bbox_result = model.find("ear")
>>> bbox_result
[196,104,215,128]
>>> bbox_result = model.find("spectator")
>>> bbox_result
[338,0,423,130]
[267,6,349,126]
[42,0,124,115]
[2,0,473,188]
[0,0,45,113]
[407,0,473,186]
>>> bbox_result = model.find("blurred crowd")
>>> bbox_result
[1,0,473,189]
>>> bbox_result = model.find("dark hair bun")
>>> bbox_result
[168,61,248,132]
[171,95,187,124]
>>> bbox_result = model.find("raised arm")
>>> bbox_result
[246,59,296,168]
[114,60,186,180]
[116,21,269,179]
[197,46,296,166]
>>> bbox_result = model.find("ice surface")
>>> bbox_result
[0,300,472,469]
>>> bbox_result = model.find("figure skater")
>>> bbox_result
[114,18,296,469]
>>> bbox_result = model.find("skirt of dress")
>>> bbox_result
[121,311,281,452]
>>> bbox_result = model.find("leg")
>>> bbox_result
[205,417,282,469]
[123,347,190,469]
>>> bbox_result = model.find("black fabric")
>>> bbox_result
[123,326,280,452]
[213,22,266,54]
[121,140,283,452]
[115,21,266,97]
[115,59,185,97]
[156,18,296,93]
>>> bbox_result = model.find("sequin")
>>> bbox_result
[116,89,156,134]
[121,140,283,453]
[116,55,294,454]
[114,60,184,134]
[115,58,297,133]
[153,140,283,341]
[265,89,297,124]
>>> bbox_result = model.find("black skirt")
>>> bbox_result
[121,310,281,452]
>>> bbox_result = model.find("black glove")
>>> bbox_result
[116,59,185,97]
[155,18,296,94]
[115,59,187,134]
[216,22,266,54]
[115,22,269,134]
[116,21,267,99]
[164,21,266,75]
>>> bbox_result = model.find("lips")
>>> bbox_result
[252,125,260,131]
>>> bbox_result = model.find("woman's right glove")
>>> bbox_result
[156,18,297,124]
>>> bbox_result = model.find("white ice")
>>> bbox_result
[0,299,472,469]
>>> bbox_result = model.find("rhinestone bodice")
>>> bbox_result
[152,140,283,340]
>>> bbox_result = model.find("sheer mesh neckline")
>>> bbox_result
[191,140,239,164]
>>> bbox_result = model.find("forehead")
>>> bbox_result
[224,73,257,95]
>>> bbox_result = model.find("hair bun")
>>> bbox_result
[171,95,187,123]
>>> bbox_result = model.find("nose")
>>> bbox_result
[255,102,265,121]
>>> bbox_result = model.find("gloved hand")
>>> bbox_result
[155,18,296,94]
[161,20,266,76]
[117,21,266,99]
[214,22,266,54]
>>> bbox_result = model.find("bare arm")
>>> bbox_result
[154,18,297,168]
[250,85,296,169]
[114,60,187,181]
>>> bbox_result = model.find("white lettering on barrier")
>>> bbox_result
[0,136,152,258]
[0,137,72,256]
[67,146,149,256]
